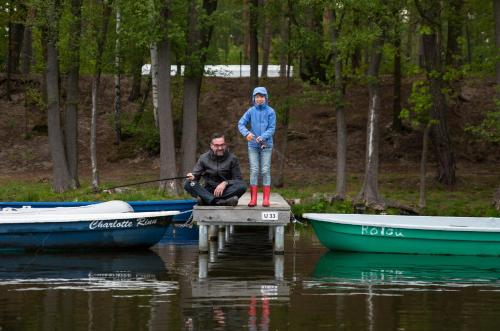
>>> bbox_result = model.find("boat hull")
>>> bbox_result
[0,213,175,250]
[306,213,500,256]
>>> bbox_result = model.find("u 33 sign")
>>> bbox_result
[262,211,278,221]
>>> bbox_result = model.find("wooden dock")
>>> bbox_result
[193,192,291,254]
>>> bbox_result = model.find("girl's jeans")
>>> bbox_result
[248,147,272,186]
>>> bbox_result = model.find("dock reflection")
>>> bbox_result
[186,227,289,330]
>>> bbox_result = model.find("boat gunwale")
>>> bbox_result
[0,211,180,224]
[303,213,500,233]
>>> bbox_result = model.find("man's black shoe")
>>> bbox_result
[215,196,239,206]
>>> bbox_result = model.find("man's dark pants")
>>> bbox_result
[184,180,247,205]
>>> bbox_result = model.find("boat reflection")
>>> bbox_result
[312,251,500,286]
[0,250,175,291]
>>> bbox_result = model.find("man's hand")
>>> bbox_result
[214,181,227,197]
[246,133,254,142]
[186,173,195,181]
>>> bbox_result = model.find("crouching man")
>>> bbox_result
[184,133,247,206]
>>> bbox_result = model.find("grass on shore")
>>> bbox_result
[0,172,498,217]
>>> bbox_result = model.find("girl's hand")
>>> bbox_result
[246,133,254,142]
[256,136,264,143]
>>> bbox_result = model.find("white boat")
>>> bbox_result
[0,201,179,250]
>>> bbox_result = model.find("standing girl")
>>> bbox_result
[238,87,276,207]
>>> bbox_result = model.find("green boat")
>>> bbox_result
[303,213,500,256]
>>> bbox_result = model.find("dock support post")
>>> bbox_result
[274,225,285,254]
[198,254,208,279]
[209,241,218,262]
[229,225,235,234]
[268,226,274,241]
[274,254,284,280]
[209,225,218,241]
[218,227,225,250]
[225,226,230,242]
[199,225,208,253]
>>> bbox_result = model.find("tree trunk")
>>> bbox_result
[114,6,122,145]
[495,0,500,97]
[243,0,250,62]
[249,0,259,87]
[128,51,143,102]
[7,0,26,88]
[331,9,347,200]
[21,7,35,76]
[180,77,202,174]
[46,0,72,193]
[494,186,500,211]
[493,0,500,210]
[90,0,113,192]
[157,3,178,195]
[150,44,159,128]
[261,0,271,78]
[445,0,464,68]
[180,0,217,176]
[358,37,384,208]
[416,0,456,186]
[392,25,403,132]
[279,2,289,78]
[64,0,82,188]
[422,32,456,186]
[274,1,292,188]
[418,126,430,208]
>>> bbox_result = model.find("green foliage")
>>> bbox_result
[291,199,354,217]
[120,110,160,155]
[401,80,433,129]
[466,96,500,143]
[0,181,183,202]
[24,87,46,109]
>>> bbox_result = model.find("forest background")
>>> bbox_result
[0,0,499,216]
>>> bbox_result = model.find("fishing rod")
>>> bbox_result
[104,176,189,191]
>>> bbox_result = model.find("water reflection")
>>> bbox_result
[184,228,289,331]
[0,250,179,330]
[312,251,500,286]
[3,227,500,330]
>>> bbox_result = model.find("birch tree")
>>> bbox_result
[357,36,385,208]
[90,0,113,191]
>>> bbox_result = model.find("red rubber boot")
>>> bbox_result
[248,185,258,207]
[262,186,271,207]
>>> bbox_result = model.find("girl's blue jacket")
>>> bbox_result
[238,87,276,149]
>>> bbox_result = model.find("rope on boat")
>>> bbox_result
[290,210,302,225]
[175,210,194,228]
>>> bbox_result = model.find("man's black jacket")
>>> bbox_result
[191,150,243,188]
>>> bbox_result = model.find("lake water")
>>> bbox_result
[1,225,500,330]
